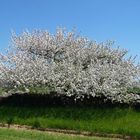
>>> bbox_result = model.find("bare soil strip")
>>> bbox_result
[0,123,134,140]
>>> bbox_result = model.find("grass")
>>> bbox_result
[0,87,6,94]
[0,106,139,139]
[0,86,53,95]
[127,87,140,94]
[0,127,111,140]
[0,86,140,139]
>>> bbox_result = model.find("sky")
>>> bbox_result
[0,0,140,62]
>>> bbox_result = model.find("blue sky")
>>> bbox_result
[0,0,140,62]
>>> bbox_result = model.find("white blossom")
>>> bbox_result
[0,28,140,103]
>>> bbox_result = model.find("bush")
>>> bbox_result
[0,28,140,104]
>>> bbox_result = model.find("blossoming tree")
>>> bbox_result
[0,28,140,103]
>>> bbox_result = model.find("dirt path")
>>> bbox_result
[0,123,132,140]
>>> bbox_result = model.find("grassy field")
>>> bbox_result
[0,127,114,140]
[0,106,139,139]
